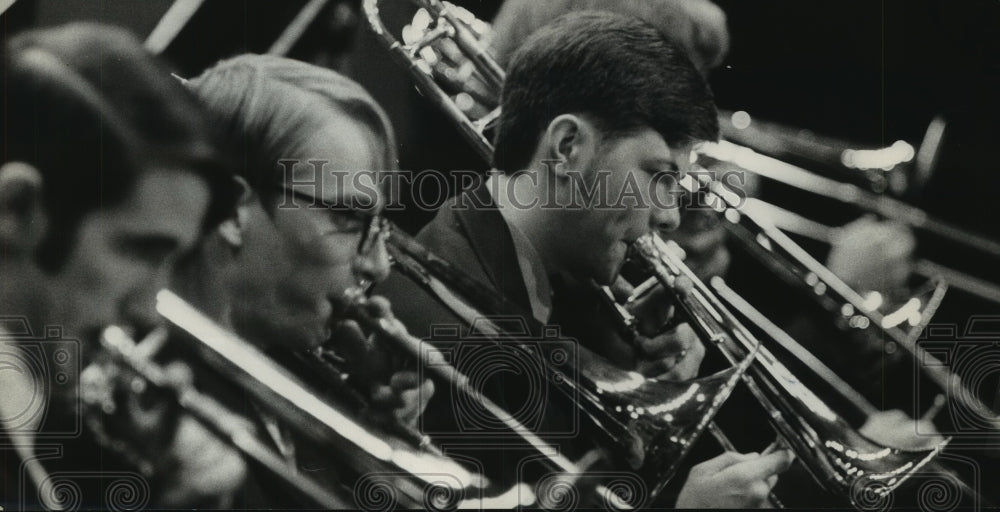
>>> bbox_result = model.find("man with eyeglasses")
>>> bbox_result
[166,54,431,506]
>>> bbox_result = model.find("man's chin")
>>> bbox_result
[590,265,619,287]
[297,324,330,352]
[600,254,629,286]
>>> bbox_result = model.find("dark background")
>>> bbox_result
[712,0,1000,239]
[3,0,998,505]
[4,0,998,318]
[4,0,996,234]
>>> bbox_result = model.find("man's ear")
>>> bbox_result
[542,114,598,178]
[0,162,47,253]
[217,176,254,249]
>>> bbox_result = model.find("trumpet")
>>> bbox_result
[364,0,497,162]
[95,290,492,510]
[385,227,756,506]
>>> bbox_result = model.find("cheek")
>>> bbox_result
[55,243,145,328]
[285,260,354,299]
[280,240,356,300]
[598,208,635,240]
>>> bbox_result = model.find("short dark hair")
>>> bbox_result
[493,11,719,172]
[188,54,397,209]
[1,23,237,270]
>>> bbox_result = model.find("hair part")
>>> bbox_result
[491,0,730,73]
[2,23,238,271]
[492,11,719,173]
[188,54,397,210]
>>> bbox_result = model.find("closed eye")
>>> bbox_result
[114,235,180,266]
[320,210,369,236]
[646,165,680,179]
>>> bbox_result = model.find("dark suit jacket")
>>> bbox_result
[377,182,707,507]
[376,182,597,489]
[379,181,531,339]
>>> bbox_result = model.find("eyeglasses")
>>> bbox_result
[274,184,388,256]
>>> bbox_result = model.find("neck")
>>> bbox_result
[489,171,559,276]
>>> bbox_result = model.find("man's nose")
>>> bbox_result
[352,236,391,288]
[650,203,682,235]
[649,163,688,235]
[120,271,169,334]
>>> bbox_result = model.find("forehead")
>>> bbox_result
[603,127,695,161]
[87,168,210,244]
[282,118,386,210]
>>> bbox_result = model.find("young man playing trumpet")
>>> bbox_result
[379,11,793,508]
[0,23,246,509]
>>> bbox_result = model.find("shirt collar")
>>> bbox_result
[495,202,553,323]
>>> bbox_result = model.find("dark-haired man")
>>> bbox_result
[0,23,246,509]
[381,11,792,507]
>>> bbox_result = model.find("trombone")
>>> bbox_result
[681,170,1000,423]
[94,290,494,510]
[739,197,1000,306]
[364,0,1000,424]
[361,0,958,504]
[95,324,351,509]
[385,226,756,505]
[384,201,945,507]
[629,235,948,502]
[714,109,941,196]
[698,135,1000,283]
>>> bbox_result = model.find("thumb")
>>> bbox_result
[363,295,393,320]
[695,451,759,473]
[729,450,796,481]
